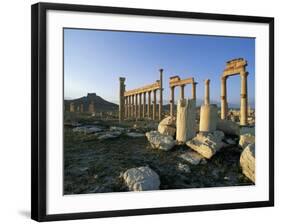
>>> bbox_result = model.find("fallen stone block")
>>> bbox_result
[122,166,160,191]
[146,131,176,151]
[240,143,255,183]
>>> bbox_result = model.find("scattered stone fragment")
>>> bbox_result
[97,131,121,140]
[146,131,176,151]
[179,150,205,165]
[72,126,103,134]
[186,131,226,159]
[158,116,176,136]
[239,133,255,149]
[110,126,126,132]
[126,132,145,138]
[217,119,240,136]
[122,166,160,191]
[177,163,191,173]
[240,143,255,183]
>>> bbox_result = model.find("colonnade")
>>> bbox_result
[119,69,163,122]
[169,76,197,116]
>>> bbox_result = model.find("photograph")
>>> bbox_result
[63,28,256,195]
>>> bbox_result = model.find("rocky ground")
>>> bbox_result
[64,120,253,195]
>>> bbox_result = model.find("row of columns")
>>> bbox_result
[119,69,163,122]
[170,82,197,116]
[124,89,161,120]
[69,102,93,113]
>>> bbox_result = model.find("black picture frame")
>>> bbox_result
[31,2,274,222]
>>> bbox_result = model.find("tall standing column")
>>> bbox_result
[221,76,227,120]
[119,77,126,122]
[192,82,197,100]
[204,79,210,105]
[124,97,128,118]
[180,85,185,100]
[70,102,75,112]
[240,71,248,125]
[159,69,163,121]
[170,86,175,117]
[138,93,142,119]
[135,94,138,119]
[127,96,131,118]
[153,90,157,120]
[143,92,146,118]
[148,91,151,118]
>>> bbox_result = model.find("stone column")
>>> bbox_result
[143,92,146,118]
[119,77,126,122]
[70,102,75,112]
[170,86,175,117]
[80,103,84,112]
[148,91,151,118]
[124,96,128,118]
[240,71,248,125]
[135,94,138,119]
[199,104,218,133]
[192,82,197,100]
[176,99,196,143]
[128,96,131,118]
[180,85,185,100]
[221,76,227,120]
[159,69,163,121]
[204,79,210,105]
[153,90,157,120]
[138,93,142,119]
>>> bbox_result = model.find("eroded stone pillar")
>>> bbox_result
[153,90,157,120]
[119,77,126,122]
[124,97,128,118]
[204,79,210,105]
[159,69,163,121]
[128,96,131,118]
[143,92,146,118]
[176,98,196,143]
[192,82,197,100]
[221,77,227,120]
[170,86,175,117]
[138,93,142,119]
[180,85,185,100]
[135,94,138,119]
[240,71,248,125]
[148,91,151,118]
[199,104,218,133]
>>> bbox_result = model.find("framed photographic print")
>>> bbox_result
[31,2,274,222]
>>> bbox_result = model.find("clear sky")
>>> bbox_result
[64,28,255,107]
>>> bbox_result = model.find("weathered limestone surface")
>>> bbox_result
[217,119,240,136]
[199,104,218,133]
[158,116,176,136]
[176,99,196,143]
[179,150,206,165]
[239,133,255,149]
[186,131,225,159]
[146,131,175,151]
[122,166,160,191]
[240,143,255,183]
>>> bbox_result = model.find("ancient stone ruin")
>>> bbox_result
[119,69,164,122]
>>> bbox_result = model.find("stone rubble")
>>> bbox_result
[240,143,255,183]
[158,116,176,136]
[122,166,160,191]
[145,131,176,151]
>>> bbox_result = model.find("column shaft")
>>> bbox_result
[119,77,126,122]
[240,72,248,125]
[138,93,142,119]
[159,69,163,121]
[192,82,197,100]
[221,77,227,120]
[148,91,151,118]
[204,79,210,105]
[143,92,146,118]
[170,87,175,117]
[153,90,157,120]
[180,85,185,100]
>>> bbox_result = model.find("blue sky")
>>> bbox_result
[64,28,255,107]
